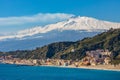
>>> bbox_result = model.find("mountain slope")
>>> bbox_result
[0,31,100,51]
[0,16,120,51]
[0,16,120,40]
[1,28,120,62]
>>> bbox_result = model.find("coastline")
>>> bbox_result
[40,65,120,72]
[1,59,120,72]
[1,62,120,72]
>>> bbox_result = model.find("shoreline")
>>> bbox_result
[1,62,119,72]
[1,59,120,72]
[40,65,120,72]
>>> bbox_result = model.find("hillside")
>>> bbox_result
[57,28,120,60]
[2,42,74,59]
[0,28,120,62]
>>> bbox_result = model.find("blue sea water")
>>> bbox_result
[0,63,120,80]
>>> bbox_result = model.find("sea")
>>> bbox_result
[0,63,120,80]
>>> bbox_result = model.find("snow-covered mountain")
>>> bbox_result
[0,16,120,41]
[0,16,120,51]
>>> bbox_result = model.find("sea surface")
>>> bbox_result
[0,63,120,80]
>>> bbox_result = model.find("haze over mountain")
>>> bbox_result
[0,16,120,51]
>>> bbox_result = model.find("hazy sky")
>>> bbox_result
[0,0,120,34]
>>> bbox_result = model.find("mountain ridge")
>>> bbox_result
[0,16,120,51]
[0,16,120,41]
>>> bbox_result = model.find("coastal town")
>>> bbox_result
[0,49,120,70]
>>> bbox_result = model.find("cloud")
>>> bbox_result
[0,13,75,26]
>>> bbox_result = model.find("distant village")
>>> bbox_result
[0,49,120,69]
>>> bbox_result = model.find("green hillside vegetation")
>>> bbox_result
[2,42,74,59]
[1,28,120,63]
[53,28,120,61]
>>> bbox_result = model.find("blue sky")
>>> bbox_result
[0,0,120,34]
